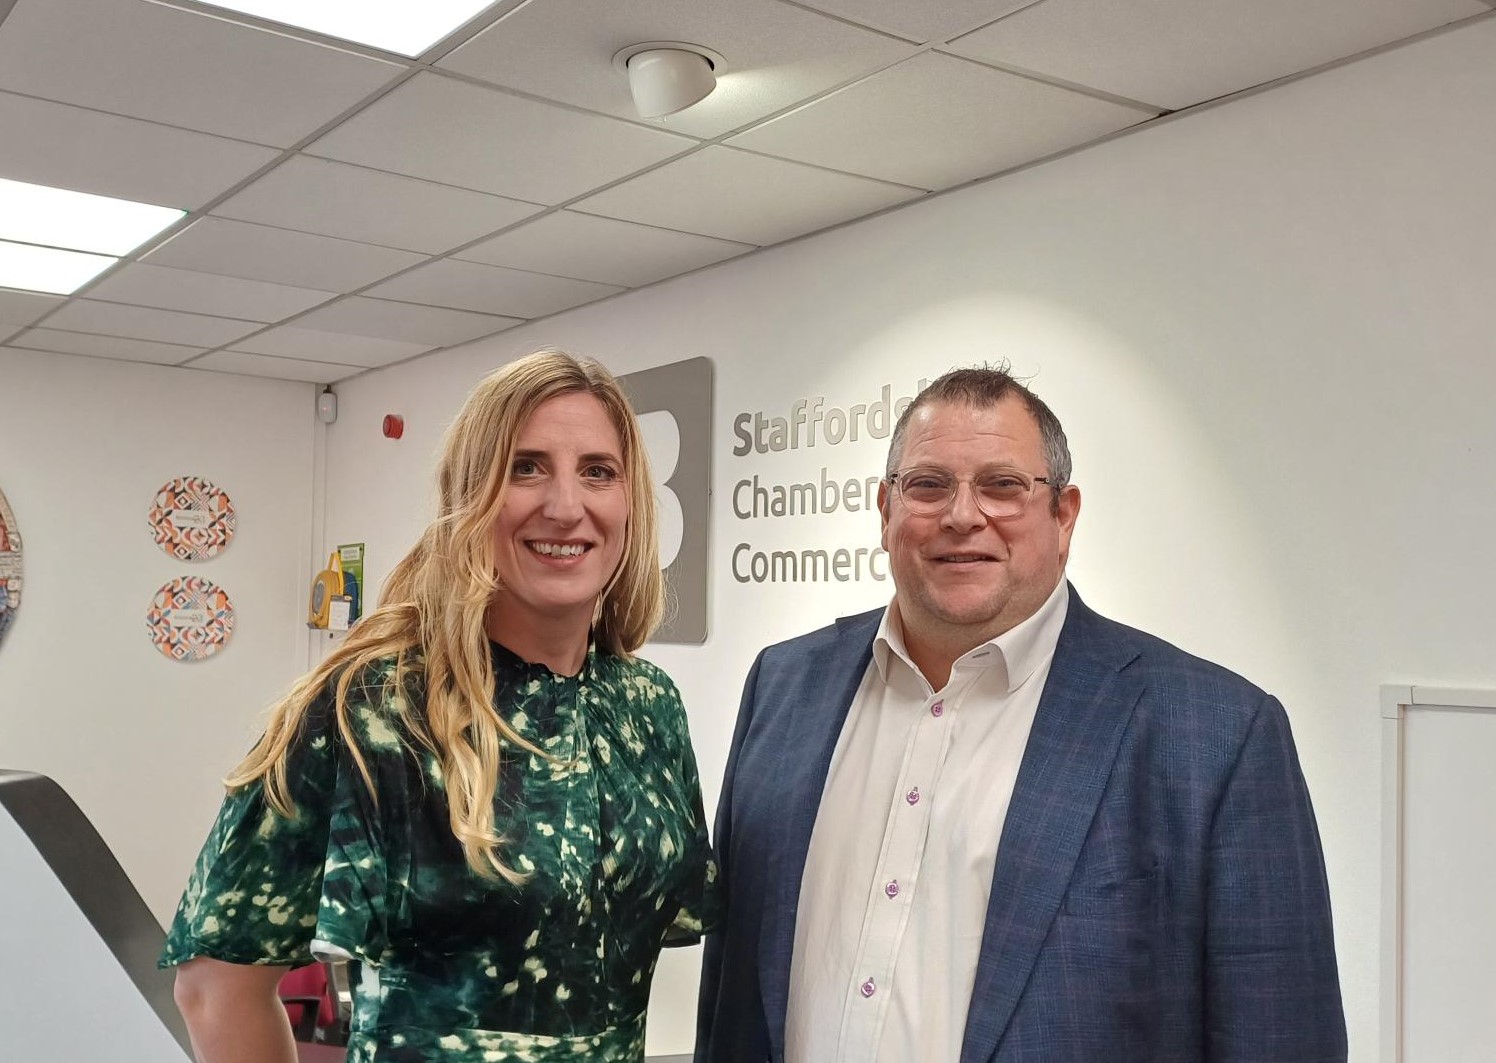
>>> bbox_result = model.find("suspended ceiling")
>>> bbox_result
[0,0,1490,384]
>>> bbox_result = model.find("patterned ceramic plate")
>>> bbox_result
[146,576,235,662]
[0,486,21,651]
[149,476,236,561]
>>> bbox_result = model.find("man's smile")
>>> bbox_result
[929,551,1000,564]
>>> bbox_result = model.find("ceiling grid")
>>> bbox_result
[0,0,1489,382]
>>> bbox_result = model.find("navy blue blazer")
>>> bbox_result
[696,586,1345,1063]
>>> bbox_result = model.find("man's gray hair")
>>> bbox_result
[885,364,1072,507]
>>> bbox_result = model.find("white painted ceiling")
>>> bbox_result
[1,0,1490,384]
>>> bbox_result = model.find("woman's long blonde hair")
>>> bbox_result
[226,350,664,880]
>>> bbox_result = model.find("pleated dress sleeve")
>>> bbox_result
[160,664,404,970]
[652,668,721,948]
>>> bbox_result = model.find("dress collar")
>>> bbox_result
[489,636,600,681]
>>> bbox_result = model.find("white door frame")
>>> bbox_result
[1380,684,1496,1063]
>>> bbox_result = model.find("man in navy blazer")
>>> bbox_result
[697,367,1345,1062]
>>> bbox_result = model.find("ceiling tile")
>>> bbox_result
[0,92,280,210]
[457,211,754,287]
[947,0,1488,110]
[438,0,914,139]
[0,287,64,327]
[190,350,366,384]
[7,327,202,365]
[574,147,922,245]
[41,300,261,347]
[729,53,1152,191]
[142,217,426,292]
[229,326,433,367]
[365,259,622,318]
[306,72,692,204]
[88,264,335,322]
[790,0,1037,43]
[293,297,520,347]
[0,0,404,146]
[213,156,543,254]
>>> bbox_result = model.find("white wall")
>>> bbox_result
[0,347,317,922]
[318,19,1496,1059]
[0,14,1480,1058]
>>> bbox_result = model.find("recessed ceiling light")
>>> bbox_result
[203,0,500,56]
[0,241,117,296]
[613,43,724,119]
[0,178,184,257]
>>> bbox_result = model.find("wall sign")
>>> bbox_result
[145,576,235,662]
[148,476,236,561]
[0,487,21,650]
[619,357,712,644]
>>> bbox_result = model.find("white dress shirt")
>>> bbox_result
[785,579,1069,1063]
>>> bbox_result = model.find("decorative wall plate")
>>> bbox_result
[148,476,236,561]
[0,487,21,650]
[146,576,235,662]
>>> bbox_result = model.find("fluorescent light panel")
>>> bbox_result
[0,241,117,296]
[204,0,499,56]
[0,178,184,257]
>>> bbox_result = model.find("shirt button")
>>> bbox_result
[906,787,920,805]
[931,700,944,717]
[885,880,900,899]
[860,978,877,998]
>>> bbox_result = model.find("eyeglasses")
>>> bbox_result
[887,466,1059,518]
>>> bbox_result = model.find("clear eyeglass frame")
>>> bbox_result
[886,466,1059,518]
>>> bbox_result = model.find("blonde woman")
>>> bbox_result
[163,351,716,1063]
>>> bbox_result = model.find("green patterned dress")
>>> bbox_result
[161,642,718,1062]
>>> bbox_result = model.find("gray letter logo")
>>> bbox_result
[619,357,711,643]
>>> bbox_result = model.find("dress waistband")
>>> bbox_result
[346,1010,647,1062]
